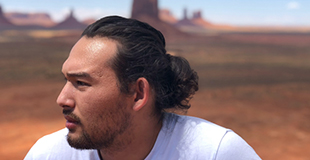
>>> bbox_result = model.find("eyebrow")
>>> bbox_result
[66,72,91,78]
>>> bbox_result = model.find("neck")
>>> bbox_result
[99,113,163,160]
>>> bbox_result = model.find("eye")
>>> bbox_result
[76,80,90,86]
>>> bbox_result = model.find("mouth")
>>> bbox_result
[64,115,80,131]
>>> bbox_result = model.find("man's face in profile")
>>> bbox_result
[57,37,135,149]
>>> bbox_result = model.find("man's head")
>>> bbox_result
[57,15,198,150]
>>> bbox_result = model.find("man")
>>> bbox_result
[25,16,261,160]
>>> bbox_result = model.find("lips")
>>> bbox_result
[64,115,80,130]
[64,115,79,123]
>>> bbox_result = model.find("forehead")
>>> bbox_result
[62,36,118,75]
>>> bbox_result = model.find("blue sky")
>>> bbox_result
[0,0,309,26]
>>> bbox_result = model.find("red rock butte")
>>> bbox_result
[131,0,190,41]
[5,12,55,27]
[52,9,87,30]
[174,8,201,28]
[131,0,159,20]
[0,5,16,29]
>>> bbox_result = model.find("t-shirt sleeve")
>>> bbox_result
[215,130,262,160]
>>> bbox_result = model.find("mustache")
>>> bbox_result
[63,109,73,115]
[63,109,81,123]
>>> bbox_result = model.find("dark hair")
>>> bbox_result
[81,16,198,113]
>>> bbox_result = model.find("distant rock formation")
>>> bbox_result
[159,9,177,24]
[0,5,16,30]
[52,9,87,30]
[82,18,97,25]
[173,8,229,34]
[131,0,189,41]
[5,12,55,27]
[190,10,234,32]
[192,11,202,19]
[174,8,201,28]
[131,0,159,20]
[191,10,213,27]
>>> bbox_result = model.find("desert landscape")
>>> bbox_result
[0,29,309,160]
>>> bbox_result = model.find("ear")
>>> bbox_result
[132,78,150,111]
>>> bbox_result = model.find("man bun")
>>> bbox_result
[157,54,198,109]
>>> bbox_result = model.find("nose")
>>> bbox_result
[56,82,75,109]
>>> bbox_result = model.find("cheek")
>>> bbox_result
[78,95,107,118]
[76,88,121,122]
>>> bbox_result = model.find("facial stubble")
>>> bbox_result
[65,103,133,150]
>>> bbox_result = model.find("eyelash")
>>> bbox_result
[64,78,90,87]
[76,81,90,86]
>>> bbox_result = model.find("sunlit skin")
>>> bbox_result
[56,36,162,160]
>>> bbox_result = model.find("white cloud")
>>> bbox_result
[287,1,300,10]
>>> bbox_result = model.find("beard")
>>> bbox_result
[64,104,132,150]
[67,129,100,149]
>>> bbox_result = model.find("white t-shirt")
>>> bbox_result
[24,113,261,160]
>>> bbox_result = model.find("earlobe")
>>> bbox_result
[133,78,150,111]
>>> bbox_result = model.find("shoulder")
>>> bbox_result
[171,114,231,149]
[24,128,99,160]
[168,113,229,141]
[215,131,262,160]
[159,113,261,160]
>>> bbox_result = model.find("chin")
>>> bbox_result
[66,130,97,149]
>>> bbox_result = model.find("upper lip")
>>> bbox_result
[64,115,79,123]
